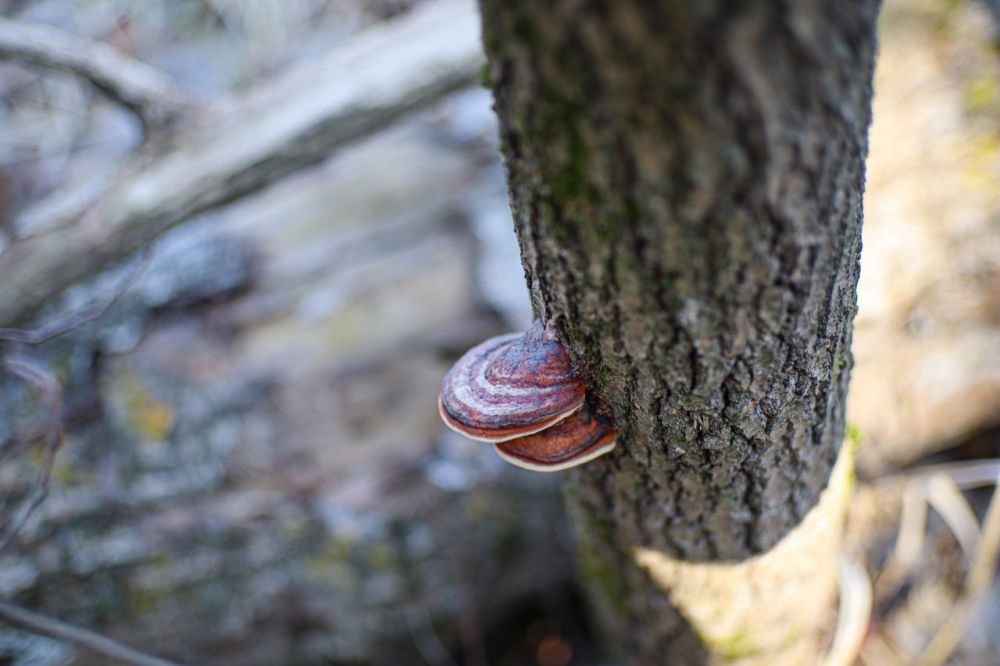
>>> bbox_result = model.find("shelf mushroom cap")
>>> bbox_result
[438,321,586,442]
[493,402,616,472]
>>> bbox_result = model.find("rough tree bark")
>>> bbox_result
[479,0,880,663]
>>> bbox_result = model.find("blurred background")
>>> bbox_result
[0,0,998,664]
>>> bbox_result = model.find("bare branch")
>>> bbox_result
[0,16,190,128]
[0,359,63,555]
[0,247,150,345]
[0,0,483,327]
[0,599,187,666]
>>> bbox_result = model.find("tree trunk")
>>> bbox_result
[478,0,880,663]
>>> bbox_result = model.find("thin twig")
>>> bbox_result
[404,602,460,666]
[0,359,63,555]
[0,16,190,129]
[0,599,188,666]
[0,247,150,345]
[915,467,1000,666]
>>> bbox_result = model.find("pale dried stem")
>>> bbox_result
[906,459,1000,489]
[914,468,1000,666]
[925,473,981,561]
[822,557,873,666]
[875,478,928,598]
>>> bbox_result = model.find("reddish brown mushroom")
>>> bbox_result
[493,402,616,472]
[438,321,586,442]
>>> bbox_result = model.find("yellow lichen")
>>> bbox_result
[121,374,174,442]
[964,75,1000,114]
[365,542,398,570]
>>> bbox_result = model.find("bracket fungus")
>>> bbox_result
[438,320,616,471]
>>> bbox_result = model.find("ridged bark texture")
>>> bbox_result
[479,0,880,662]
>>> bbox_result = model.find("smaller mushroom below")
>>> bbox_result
[493,402,616,472]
